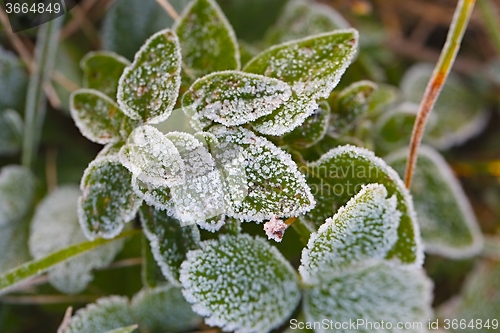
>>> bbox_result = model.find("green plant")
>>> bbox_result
[1,0,499,332]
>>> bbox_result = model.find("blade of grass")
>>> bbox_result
[477,0,500,56]
[0,229,141,295]
[404,0,476,189]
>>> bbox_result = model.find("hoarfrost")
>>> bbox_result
[180,234,301,333]
[29,186,124,294]
[197,214,226,232]
[263,216,288,242]
[119,125,185,187]
[131,176,173,213]
[303,261,433,333]
[117,29,181,124]
[299,184,400,284]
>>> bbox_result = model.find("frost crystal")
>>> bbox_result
[282,101,330,148]
[263,216,288,242]
[117,29,181,124]
[299,184,400,284]
[182,71,292,128]
[303,261,433,333]
[78,156,142,240]
[180,234,301,333]
[29,186,124,294]
[119,125,185,187]
[209,126,315,222]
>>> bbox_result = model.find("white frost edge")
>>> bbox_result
[385,146,484,259]
[173,0,241,71]
[179,234,301,333]
[307,144,424,268]
[197,214,226,233]
[70,88,124,145]
[78,155,142,241]
[80,50,131,72]
[116,29,182,124]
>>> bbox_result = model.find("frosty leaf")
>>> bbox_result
[180,234,301,333]
[386,146,483,258]
[0,165,35,224]
[142,235,167,288]
[438,261,500,333]
[166,132,226,225]
[182,71,292,128]
[400,63,488,149]
[174,0,240,79]
[131,285,201,332]
[244,30,358,99]
[29,186,124,294]
[79,156,142,240]
[0,46,28,112]
[197,214,226,232]
[0,109,23,156]
[282,101,330,149]
[80,51,130,99]
[331,80,377,134]
[103,326,138,333]
[117,29,181,124]
[367,83,398,116]
[71,89,139,144]
[0,217,30,272]
[265,0,350,45]
[140,204,200,286]
[131,176,172,212]
[244,30,358,135]
[119,125,185,187]
[306,145,423,266]
[97,142,126,159]
[209,126,315,221]
[303,261,433,333]
[299,184,400,284]
[66,296,135,333]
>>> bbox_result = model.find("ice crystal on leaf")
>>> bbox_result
[282,101,330,148]
[131,176,172,212]
[80,51,130,99]
[29,186,124,294]
[117,29,181,124]
[209,126,315,222]
[182,71,292,129]
[79,156,142,240]
[174,0,240,79]
[243,29,358,135]
[306,145,423,266]
[139,204,200,286]
[300,184,400,284]
[386,146,483,258]
[71,89,139,144]
[119,125,185,187]
[303,261,433,333]
[180,234,301,333]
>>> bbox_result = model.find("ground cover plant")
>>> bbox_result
[0,0,500,332]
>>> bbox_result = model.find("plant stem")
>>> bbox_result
[289,218,313,245]
[156,0,179,21]
[477,0,500,56]
[404,0,476,189]
[21,17,63,168]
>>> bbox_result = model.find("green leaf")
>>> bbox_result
[300,184,400,284]
[101,0,188,60]
[103,325,138,333]
[0,165,35,224]
[209,126,315,222]
[0,229,139,295]
[265,0,350,45]
[131,176,172,212]
[70,89,139,144]
[174,0,240,79]
[29,186,125,294]
[282,101,330,149]
[140,204,200,286]
[97,141,126,159]
[0,217,30,272]
[244,29,358,135]
[303,261,433,333]
[131,285,201,332]
[66,296,135,333]
[331,80,377,134]
[141,235,167,288]
[79,156,142,240]
[366,83,398,116]
[117,29,182,124]
[305,145,423,266]
[0,109,23,156]
[386,146,483,258]
[80,51,130,99]
[180,234,301,333]
[0,46,28,112]
[119,125,185,187]
[400,63,488,149]
[182,71,292,129]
